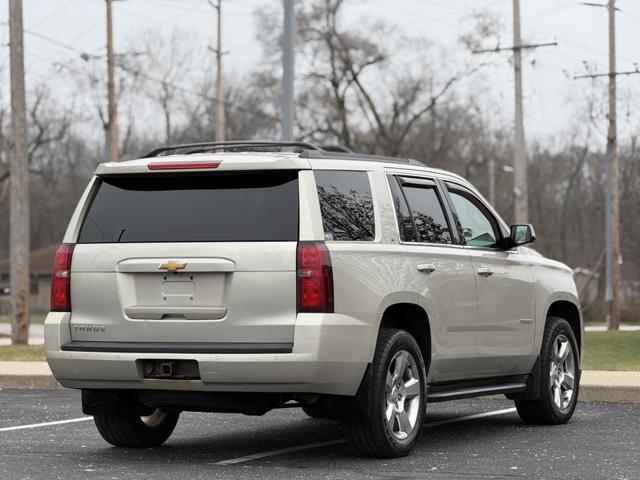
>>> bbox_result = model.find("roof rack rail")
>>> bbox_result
[320,144,353,153]
[143,141,322,158]
[299,149,423,166]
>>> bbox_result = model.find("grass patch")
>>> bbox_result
[0,314,46,325]
[0,344,46,361]
[0,327,637,370]
[583,331,640,371]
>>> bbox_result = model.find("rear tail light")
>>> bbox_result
[50,244,74,312]
[297,241,334,313]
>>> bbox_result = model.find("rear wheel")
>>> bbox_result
[342,329,427,458]
[94,403,179,448]
[515,317,580,425]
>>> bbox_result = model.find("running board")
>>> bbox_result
[427,382,527,402]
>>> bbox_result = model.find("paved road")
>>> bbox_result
[0,390,638,480]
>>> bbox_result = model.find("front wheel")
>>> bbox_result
[94,403,179,448]
[343,329,427,458]
[515,317,580,425]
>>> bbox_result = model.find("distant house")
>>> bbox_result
[0,244,58,314]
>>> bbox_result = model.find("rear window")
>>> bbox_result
[77,171,299,243]
[314,170,375,241]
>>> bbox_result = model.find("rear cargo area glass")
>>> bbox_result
[78,171,299,243]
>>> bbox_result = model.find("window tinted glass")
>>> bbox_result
[400,182,452,244]
[78,172,299,243]
[315,171,375,241]
[446,184,499,248]
[388,176,417,242]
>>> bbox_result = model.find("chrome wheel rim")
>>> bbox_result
[385,350,422,440]
[140,408,167,427]
[549,334,576,410]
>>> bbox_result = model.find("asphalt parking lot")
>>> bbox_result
[0,390,638,480]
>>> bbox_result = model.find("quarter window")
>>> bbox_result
[387,176,417,242]
[445,183,499,248]
[314,171,375,241]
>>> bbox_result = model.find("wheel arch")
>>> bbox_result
[546,300,582,353]
[378,303,432,373]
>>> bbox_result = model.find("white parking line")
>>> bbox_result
[0,416,93,432]
[214,407,517,465]
[215,439,345,465]
[424,407,517,428]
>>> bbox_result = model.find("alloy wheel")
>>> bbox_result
[549,334,576,410]
[385,350,422,440]
[140,408,167,428]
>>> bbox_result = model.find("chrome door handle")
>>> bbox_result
[417,263,436,274]
[477,267,494,277]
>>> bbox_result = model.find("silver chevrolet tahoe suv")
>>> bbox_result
[45,141,582,458]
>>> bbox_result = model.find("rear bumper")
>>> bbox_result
[45,312,377,396]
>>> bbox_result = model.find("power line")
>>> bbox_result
[115,62,276,120]
[618,8,640,24]
[472,41,558,55]
[574,67,640,79]
[28,0,77,29]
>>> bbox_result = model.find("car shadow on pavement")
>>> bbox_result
[83,409,539,466]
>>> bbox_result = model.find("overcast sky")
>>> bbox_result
[2,0,640,144]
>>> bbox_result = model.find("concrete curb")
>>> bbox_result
[0,362,66,390]
[0,374,65,390]
[0,363,639,403]
[579,385,640,403]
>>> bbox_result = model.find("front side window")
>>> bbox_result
[390,177,452,244]
[446,183,499,248]
[314,170,375,241]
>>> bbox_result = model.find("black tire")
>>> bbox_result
[515,316,580,425]
[302,401,332,420]
[342,329,427,458]
[94,402,179,448]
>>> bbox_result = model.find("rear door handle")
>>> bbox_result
[417,264,436,274]
[477,267,494,277]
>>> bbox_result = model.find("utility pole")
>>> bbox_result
[473,0,556,223]
[281,0,294,141]
[607,0,620,330]
[488,158,496,206]
[215,0,225,142]
[8,0,30,345]
[512,0,527,224]
[574,1,640,329]
[106,0,118,162]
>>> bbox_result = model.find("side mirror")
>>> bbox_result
[508,224,536,247]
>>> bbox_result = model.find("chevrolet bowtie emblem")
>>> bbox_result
[159,260,186,272]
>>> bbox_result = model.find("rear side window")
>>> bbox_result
[77,171,299,243]
[314,170,375,241]
[390,176,452,244]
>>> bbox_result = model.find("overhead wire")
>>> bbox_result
[28,0,78,29]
